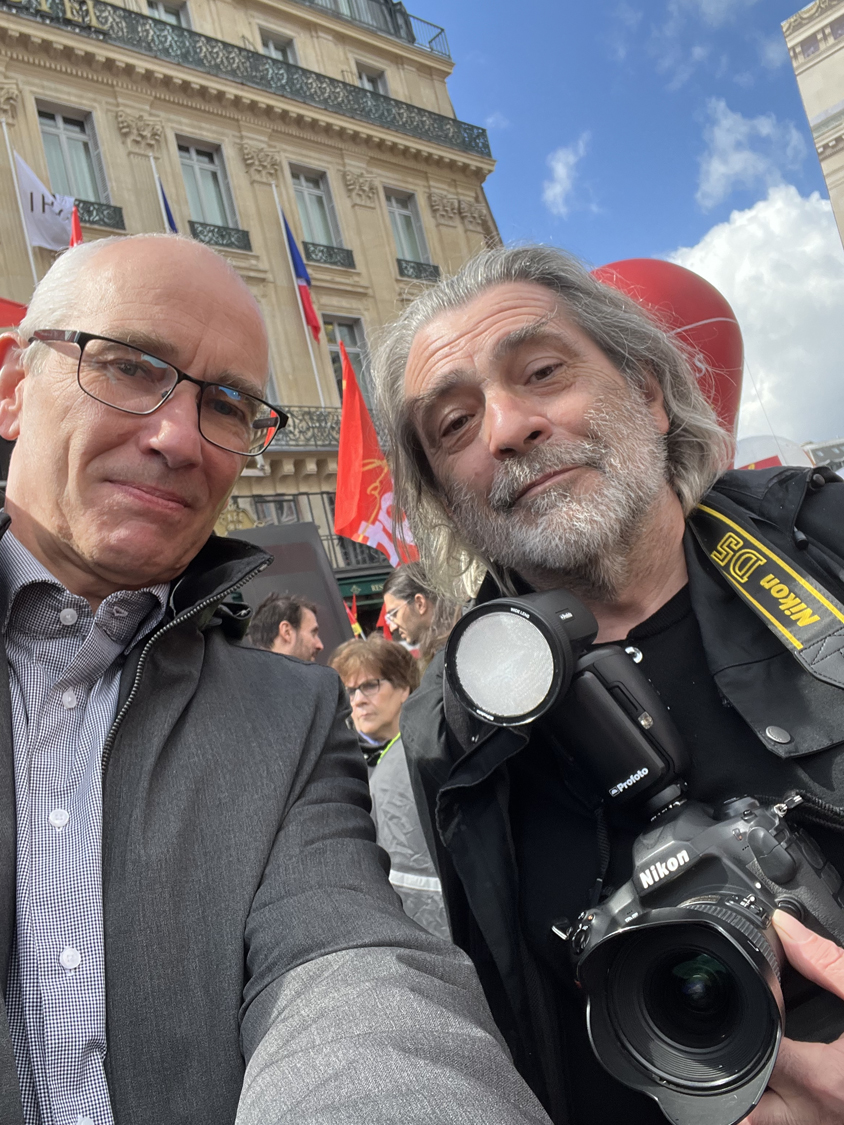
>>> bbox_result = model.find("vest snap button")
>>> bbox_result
[765,725,792,744]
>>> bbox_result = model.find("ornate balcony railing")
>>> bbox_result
[271,406,341,450]
[189,220,252,252]
[397,258,440,282]
[0,0,490,158]
[289,0,450,59]
[303,242,356,269]
[75,198,125,229]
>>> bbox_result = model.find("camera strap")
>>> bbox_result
[689,497,844,690]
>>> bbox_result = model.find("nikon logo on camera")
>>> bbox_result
[638,849,690,890]
[609,767,649,797]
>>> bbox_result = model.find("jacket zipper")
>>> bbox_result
[100,558,269,774]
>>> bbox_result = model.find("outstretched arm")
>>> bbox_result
[236,677,549,1125]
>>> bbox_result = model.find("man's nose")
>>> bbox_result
[484,389,552,459]
[314,636,324,652]
[142,383,204,468]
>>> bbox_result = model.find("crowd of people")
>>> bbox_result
[1,231,844,1125]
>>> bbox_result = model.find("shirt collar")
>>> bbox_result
[0,529,169,650]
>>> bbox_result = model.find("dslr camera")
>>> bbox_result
[444,589,844,1125]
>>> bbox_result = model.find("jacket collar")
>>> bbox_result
[0,509,271,620]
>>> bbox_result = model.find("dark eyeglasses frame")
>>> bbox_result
[29,329,288,457]
[346,678,385,701]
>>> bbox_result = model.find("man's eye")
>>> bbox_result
[441,413,470,438]
[529,363,561,382]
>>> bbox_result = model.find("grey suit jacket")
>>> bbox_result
[0,530,549,1125]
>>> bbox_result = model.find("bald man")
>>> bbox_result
[0,236,548,1125]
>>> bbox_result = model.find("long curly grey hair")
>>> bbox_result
[370,245,734,598]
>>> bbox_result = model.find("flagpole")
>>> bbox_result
[271,181,326,409]
[2,121,38,290]
[149,153,170,233]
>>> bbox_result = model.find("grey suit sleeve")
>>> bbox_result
[235,674,550,1125]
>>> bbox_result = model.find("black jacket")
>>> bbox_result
[400,467,844,1122]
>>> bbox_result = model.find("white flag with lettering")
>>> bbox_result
[14,153,73,250]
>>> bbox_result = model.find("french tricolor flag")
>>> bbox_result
[282,212,321,343]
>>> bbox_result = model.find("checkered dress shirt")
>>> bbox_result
[1,531,168,1125]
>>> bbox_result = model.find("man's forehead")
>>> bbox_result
[403,283,574,394]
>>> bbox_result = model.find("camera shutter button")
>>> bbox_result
[748,827,798,884]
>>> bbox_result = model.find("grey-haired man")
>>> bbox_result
[0,234,549,1125]
[372,245,844,1125]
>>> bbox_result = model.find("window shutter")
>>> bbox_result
[322,173,343,247]
[85,113,109,203]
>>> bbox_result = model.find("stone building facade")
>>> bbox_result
[784,0,844,247]
[0,0,497,594]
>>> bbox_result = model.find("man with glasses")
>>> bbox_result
[0,235,549,1125]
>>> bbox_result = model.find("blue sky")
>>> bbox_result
[428,0,820,261]
[415,0,844,447]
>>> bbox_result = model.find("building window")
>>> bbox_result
[385,190,428,263]
[323,315,366,397]
[800,33,820,58]
[148,0,189,25]
[178,141,236,228]
[830,16,844,40]
[261,32,295,62]
[291,168,342,247]
[37,108,107,202]
[358,66,387,94]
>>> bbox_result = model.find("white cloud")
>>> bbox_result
[670,0,761,28]
[542,134,590,218]
[758,32,788,70]
[484,111,510,130]
[696,98,805,210]
[669,185,844,444]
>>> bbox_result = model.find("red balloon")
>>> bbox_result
[591,259,743,437]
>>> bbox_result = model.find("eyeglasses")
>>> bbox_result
[346,678,384,701]
[384,610,400,627]
[29,330,287,457]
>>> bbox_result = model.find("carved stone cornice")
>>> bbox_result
[429,190,458,225]
[783,0,843,35]
[343,170,377,206]
[0,82,18,122]
[115,109,162,154]
[458,198,489,233]
[240,141,280,183]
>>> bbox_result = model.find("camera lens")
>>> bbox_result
[646,951,736,1047]
[604,923,779,1090]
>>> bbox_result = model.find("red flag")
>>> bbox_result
[344,596,363,638]
[376,601,393,639]
[334,341,416,567]
[0,298,26,327]
[69,205,83,247]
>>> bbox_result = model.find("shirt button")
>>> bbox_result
[60,946,81,971]
[61,689,78,709]
[77,1116,95,1125]
[59,608,78,626]
[111,605,128,618]
[49,808,70,830]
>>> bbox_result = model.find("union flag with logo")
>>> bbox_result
[333,341,415,568]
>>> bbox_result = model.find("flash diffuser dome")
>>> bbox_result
[455,612,555,720]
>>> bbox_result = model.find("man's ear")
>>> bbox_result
[0,334,28,442]
[413,593,428,615]
[277,620,294,643]
[641,370,670,436]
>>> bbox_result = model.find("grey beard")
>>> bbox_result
[444,393,669,601]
